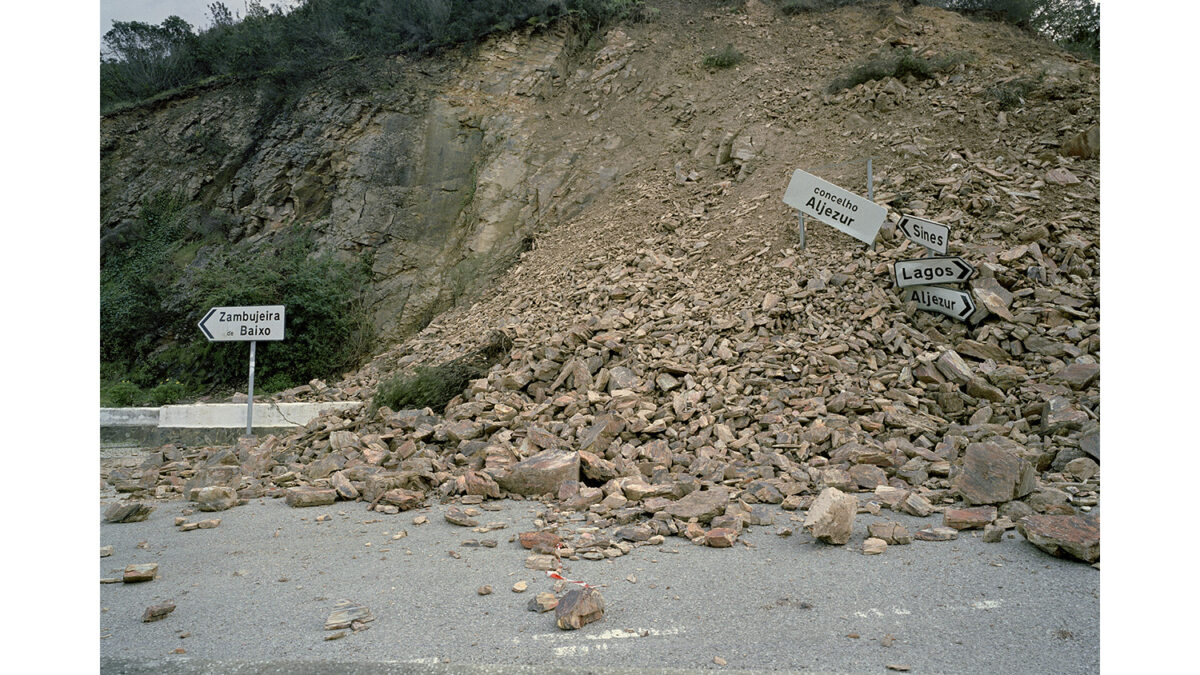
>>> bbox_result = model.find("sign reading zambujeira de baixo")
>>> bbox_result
[198,305,286,341]
[782,169,888,246]
[198,305,286,436]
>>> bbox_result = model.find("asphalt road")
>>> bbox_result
[99,493,1098,674]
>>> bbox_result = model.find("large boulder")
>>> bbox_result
[952,442,1037,505]
[663,486,729,524]
[803,487,857,545]
[496,449,579,496]
[1018,513,1100,563]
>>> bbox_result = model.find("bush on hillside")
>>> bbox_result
[703,44,744,69]
[828,47,969,92]
[374,331,512,413]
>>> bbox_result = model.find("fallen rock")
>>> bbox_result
[867,521,912,545]
[477,585,493,596]
[555,586,605,630]
[194,486,238,512]
[914,526,958,541]
[1018,513,1099,563]
[982,523,1004,543]
[863,538,888,555]
[497,449,579,496]
[100,545,114,557]
[944,506,997,530]
[142,602,176,622]
[512,580,528,593]
[380,488,424,510]
[1061,124,1099,159]
[664,487,729,524]
[898,491,934,517]
[803,487,857,545]
[325,601,374,630]
[529,592,558,612]
[519,530,563,554]
[285,486,337,508]
[444,506,478,527]
[103,502,154,523]
[123,563,158,583]
[705,528,738,548]
[952,442,1037,505]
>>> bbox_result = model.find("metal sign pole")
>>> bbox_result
[867,157,876,252]
[246,340,256,437]
[799,212,806,250]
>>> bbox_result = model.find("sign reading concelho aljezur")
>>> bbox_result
[198,305,286,342]
[903,285,976,322]
[783,169,888,246]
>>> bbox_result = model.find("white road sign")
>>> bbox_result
[897,215,950,254]
[198,305,286,342]
[893,256,976,288]
[903,285,976,322]
[783,169,888,246]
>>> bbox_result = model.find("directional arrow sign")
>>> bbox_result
[198,305,286,342]
[893,256,976,289]
[897,215,950,254]
[903,285,976,322]
[783,169,888,246]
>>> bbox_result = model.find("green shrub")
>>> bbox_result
[146,379,187,405]
[373,331,512,413]
[106,380,144,407]
[703,44,744,69]
[779,0,859,14]
[828,47,969,92]
[985,74,1043,110]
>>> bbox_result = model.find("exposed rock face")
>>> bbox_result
[100,26,626,342]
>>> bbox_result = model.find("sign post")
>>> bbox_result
[897,215,950,255]
[893,256,976,288]
[198,305,286,437]
[784,166,887,248]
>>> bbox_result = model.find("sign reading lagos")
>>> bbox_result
[783,169,888,246]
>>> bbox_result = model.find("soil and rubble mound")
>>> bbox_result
[103,1,1099,564]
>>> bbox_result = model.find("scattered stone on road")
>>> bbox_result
[100,545,114,557]
[142,602,176,622]
[195,486,238,512]
[444,506,478,527]
[512,580,528,593]
[705,527,738,548]
[477,585,493,596]
[945,506,998,530]
[528,592,558,613]
[555,586,605,630]
[1018,512,1100,563]
[324,601,374,630]
[868,522,913,545]
[519,530,562,553]
[953,442,1038,505]
[123,563,158,583]
[104,502,154,523]
[863,538,888,555]
[286,486,337,508]
[914,527,959,542]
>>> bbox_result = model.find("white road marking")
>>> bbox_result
[972,600,1004,610]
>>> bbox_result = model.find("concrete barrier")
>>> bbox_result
[101,401,363,448]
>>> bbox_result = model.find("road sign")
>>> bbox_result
[783,169,888,246]
[897,215,950,254]
[903,285,976,322]
[198,305,286,342]
[893,256,976,289]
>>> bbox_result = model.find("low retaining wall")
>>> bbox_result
[101,401,363,448]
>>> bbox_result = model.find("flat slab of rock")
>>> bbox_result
[663,486,729,524]
[497,449,579,497]
[705,528,738,548]
[1018,513,1099,563]
[444,506,478,527]
[863,538,888,555]
[142,602,176,622]
[867,521,912,545]
[556,587,605,630]
[379,488,424,510]
[123,563,158,583]
[104,502,154,523]
[944,506,998,530]
[528,592,558,613]
[952,442,1037,505]
[285,486,337,508]
[325,601,374,630]
[804,487,856,545]
[914,526,959,542]
[519,531,563,554]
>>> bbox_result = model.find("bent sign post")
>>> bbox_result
[783,168,888,248]
[198,305,286,436]
[893,256,976,288]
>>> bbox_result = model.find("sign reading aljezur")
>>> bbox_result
[783,169,887,246]
[893,256,976,288]
[903,285,976,322]
[198,305,286,342]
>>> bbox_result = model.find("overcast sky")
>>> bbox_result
[100,0,302,42]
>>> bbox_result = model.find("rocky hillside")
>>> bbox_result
[105,1,1100,561]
